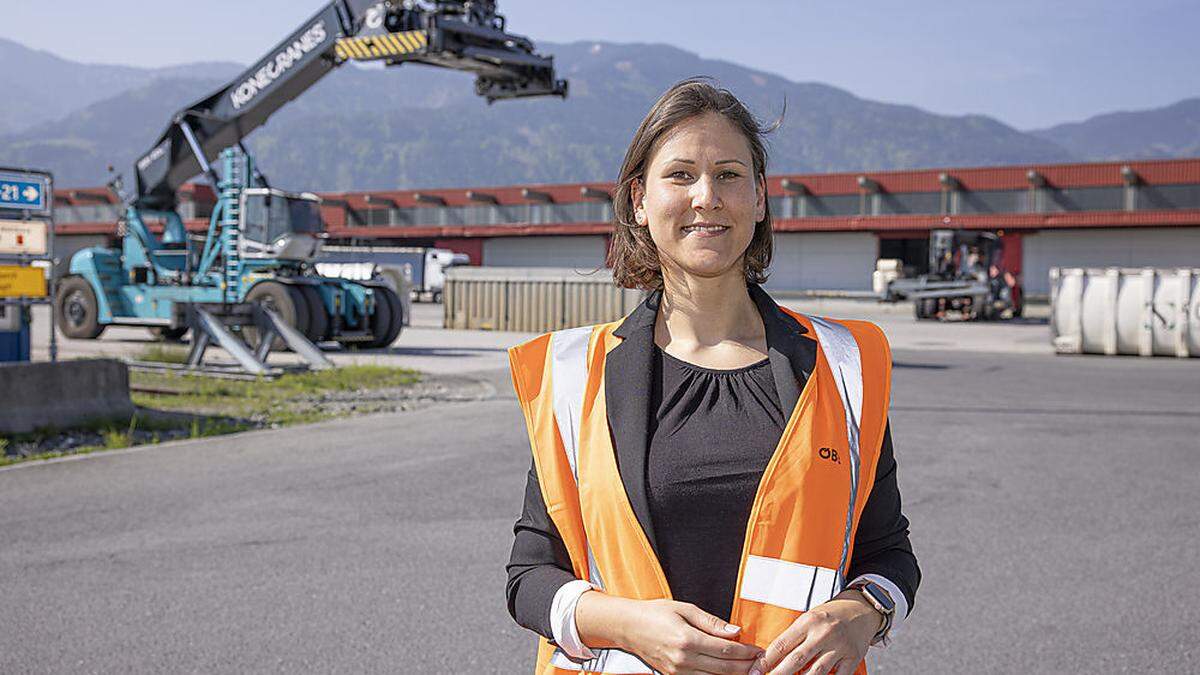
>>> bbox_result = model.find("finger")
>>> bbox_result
[756,625,807,672]
[680,651,759,675]
[800,650,841,675]
[683,629,764,662]
[766,641,821,675]
[677,603,744,639]
[672,606,762,662]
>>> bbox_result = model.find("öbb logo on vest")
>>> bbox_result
[818,447,840,464]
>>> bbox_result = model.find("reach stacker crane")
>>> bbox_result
[55,0,566,354]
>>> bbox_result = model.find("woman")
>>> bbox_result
[507,79,919,675]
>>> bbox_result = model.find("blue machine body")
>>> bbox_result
[65,149,378,338]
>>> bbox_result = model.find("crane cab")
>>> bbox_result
[238,188,325,262]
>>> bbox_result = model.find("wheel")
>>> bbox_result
[243,281,309,352]
[372,285,404,348]
[297,284,329,343]
[55,275,105,339]
[150,326,188,341]
[364,286,394,349]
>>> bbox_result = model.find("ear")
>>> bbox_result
[631,177,647,226]
[754,173,767,222]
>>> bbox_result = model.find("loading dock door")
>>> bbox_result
[765,232,877,292]
[1023,227,1200,295]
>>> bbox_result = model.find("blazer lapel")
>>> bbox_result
[604,289,662,555]
[749,284,815,417]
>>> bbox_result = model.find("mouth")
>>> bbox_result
[681,223,730,237]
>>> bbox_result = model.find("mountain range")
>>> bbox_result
[0,36,1196,191]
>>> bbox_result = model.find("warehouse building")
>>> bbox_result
[53,158,1200,298]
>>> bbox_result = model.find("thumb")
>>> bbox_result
[678,603,741,638]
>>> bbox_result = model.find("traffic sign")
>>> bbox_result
[0,219,49,255]
[0,171,50,212]
[0,265,47,298]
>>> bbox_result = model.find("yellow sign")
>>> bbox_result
[0,265,47,298]
[0,219,48,255]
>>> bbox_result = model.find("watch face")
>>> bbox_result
[862,583,896,613]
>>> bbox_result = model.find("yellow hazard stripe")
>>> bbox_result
[335,31,426,60]
[337,38,362,59]
[385,33,407,53]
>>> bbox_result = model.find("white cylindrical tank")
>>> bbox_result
[1050,267,1200,357]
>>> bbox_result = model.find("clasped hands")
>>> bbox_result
[576,590,881,675]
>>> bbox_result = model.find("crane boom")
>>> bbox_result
[129,0,566,210]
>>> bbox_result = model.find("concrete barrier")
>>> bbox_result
[444,267,644,332]
[0,359,134,435]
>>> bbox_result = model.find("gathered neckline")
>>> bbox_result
[655,345,770,375]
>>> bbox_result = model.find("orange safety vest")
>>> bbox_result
[508,308,892,674]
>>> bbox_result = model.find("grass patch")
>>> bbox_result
[137,344,191,365]
[101,415,138,450]
[0,446,102,467]
[2,365,422,468]
[130,365,421,426]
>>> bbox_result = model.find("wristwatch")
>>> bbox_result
[847,580,896,645]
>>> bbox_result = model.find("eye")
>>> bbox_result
[718,170,742,180]
[668,170,692,181]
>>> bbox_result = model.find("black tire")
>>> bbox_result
[297,284,329,343]
[150,326,188,342]
[364,286,394,349]
[374,285,404,349]
[55,275,105,339]
[243,281,308,352]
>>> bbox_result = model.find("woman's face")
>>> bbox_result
[632,112,765,283]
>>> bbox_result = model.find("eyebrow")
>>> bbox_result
[665,158,748,167]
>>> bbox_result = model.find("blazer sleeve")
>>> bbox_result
[506,457,578,639]
[847,420,921,611]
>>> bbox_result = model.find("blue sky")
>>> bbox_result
[3,0,1196,129]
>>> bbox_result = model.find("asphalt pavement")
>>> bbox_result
[5,303,1200,672]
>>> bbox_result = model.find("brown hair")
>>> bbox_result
[609,78,775,290]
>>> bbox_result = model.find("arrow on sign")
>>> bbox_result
[22,186,38,202]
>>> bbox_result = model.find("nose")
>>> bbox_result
[690,174,721,212]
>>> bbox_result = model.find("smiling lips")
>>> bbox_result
[681,223,729,237]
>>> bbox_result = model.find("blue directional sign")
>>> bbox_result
[0,172,50,212]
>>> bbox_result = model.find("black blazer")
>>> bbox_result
[506,285,920,638]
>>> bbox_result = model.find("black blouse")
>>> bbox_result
[647,346,787,621]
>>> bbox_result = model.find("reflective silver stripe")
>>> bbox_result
[739,555,841,612]
[550,647,658,674]
[549,325,608,591]
[551,326,593,479]
[806,315,864,586]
